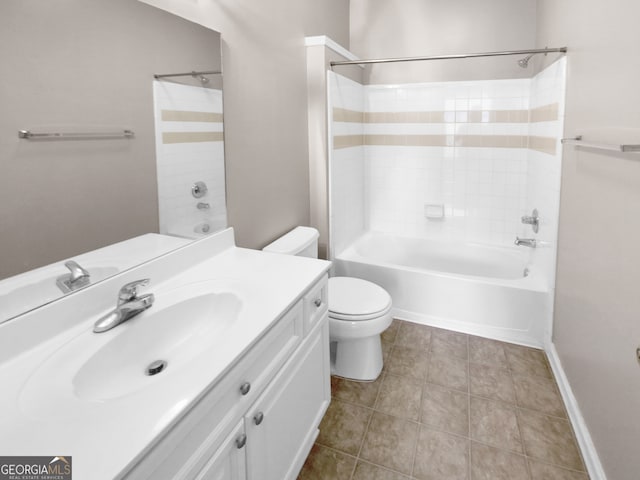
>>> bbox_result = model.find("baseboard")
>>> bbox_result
[392,308,543,349]
[545,341,607,480]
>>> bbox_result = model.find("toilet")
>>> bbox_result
[263,227,392,381]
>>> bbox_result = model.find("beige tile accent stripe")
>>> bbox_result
[457,135,528,148]
[364,134,450,147]
[161,110,223,122]
[332,102,560,154]
[333,102,559,124]
[363,110,530,123]
[332,108,364,123]
[333,135,364,148]
[333,133,557,153]
[530,103,559,123]
[365,111,443,123]
[529,136,557,155]
[163,132,224,144]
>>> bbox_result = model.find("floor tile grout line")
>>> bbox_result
[312,442,358,460]
[351,456,416,479]
[523,450,589,475]
[350,367,386,477]
[502,340,535,480]
[515,404,576,423]
[524,456,591,475]
[409,360,428,478]
[466,388,569,421]
[468,437,530,458]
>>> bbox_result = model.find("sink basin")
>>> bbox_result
[73,291,241,401]
[18,280,243,418]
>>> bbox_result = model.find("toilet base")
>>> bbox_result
[330,334,384,381]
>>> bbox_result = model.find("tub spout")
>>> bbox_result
[515,237,536,248]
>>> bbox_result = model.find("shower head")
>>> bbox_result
[190,71,210,83]
[517,53,535,68]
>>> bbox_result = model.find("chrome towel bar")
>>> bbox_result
[18,130,134,140]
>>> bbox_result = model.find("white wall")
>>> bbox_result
[140,0,350,248]
[350,0,537,84]
[537,1,640,478]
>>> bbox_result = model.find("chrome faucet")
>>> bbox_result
[93,279,154,333]
[514,237,537,248]
[56,260,90,293]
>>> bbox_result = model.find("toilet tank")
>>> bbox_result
[262,227,319,258]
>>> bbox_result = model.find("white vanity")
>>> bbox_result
[0,228,331,479]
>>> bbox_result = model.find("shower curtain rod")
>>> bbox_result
[330,47,567,67]
[154,70,221,80]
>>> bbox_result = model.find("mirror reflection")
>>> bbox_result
[0,0,225,322]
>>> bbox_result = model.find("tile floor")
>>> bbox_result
[298,319,589,480]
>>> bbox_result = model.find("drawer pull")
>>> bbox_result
[239,382,251,395]
[314,298,322,307]
[235,434,247,449]
[253,412,264,426]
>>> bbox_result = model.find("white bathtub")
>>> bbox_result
[333,232,552,347]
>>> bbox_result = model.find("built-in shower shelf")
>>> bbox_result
[561,136,640,153]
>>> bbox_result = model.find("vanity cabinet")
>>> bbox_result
[193,421,247,480]
[124,274,330,480]
[244,315,329,480]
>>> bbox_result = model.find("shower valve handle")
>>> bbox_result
[521,209,539,233]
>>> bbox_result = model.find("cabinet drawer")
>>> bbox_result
[303,275,328,336]
[125,301,304,480]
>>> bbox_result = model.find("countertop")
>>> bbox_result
[0,229,330,479]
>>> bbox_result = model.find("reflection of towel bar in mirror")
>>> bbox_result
[561,135,640,153]
[18,130,134,140]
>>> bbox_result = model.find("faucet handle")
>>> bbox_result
[64,260,89,283]
[118,279,150,304]
[521,208,540,233]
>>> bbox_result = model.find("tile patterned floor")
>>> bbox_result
[298,320,589,480]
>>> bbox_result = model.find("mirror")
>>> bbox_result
[0,0,224,322]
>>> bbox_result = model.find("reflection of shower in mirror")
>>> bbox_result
[153,81,227,240]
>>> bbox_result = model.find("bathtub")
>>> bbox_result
[333,232,552,347]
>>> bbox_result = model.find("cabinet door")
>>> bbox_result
[245,321,330,480]
[194,420,247,480]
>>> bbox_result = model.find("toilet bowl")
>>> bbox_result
[328,276,392,381]
[263,227,392,381]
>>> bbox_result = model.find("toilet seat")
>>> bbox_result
[328,277,392,321]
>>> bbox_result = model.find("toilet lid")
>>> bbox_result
[328,277,392,318]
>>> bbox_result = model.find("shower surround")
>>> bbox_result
[329,58,566,346]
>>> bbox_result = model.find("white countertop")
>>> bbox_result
[0,229,330,479]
